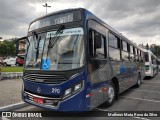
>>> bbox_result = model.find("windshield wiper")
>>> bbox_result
[46,25,65,59]
[36,36,41,61]
[48,25,65,48]
[32,31,41,62]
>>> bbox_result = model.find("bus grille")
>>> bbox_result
[23,73,68,84]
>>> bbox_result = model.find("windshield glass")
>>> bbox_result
[25,33,45,69]
[25,27,85,71]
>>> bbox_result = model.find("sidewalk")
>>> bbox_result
[0,78,23,107]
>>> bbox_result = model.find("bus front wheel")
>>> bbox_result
[104,81,116,107]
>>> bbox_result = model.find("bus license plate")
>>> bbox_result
[33,97,44,104]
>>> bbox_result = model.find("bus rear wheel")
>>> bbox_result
[104,81,116,107]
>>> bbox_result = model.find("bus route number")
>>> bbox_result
[52,88,60,94]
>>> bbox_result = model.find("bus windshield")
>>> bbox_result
[25,27,85,71]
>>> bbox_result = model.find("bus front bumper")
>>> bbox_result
[22,89,88,111]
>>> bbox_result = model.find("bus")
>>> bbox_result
[18,8,145,111]
[144,49,159,77]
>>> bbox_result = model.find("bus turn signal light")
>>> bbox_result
[101,87,107,92]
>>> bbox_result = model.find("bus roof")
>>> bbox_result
[30,8,140,50]
[83,8,139,49]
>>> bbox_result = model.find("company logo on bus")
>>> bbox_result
[37,87,41,93]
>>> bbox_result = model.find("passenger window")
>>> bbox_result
[135,48,137,55]
[109,47,120,61]
[109,33,118,48]
[122,41,127,51]
[129,45,134,61]
[121,51,129,61]
[95,32,105,59]
[108,32,120,61]
[89,29,106,59]
[130,46,133,54]
[121,40,129,61]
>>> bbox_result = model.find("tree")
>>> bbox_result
[150,45,160,58]
[145,43,149,50]
[0,40,16,57]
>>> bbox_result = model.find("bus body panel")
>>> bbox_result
[22,70,90,111]
[87,61,111,109]
[111,61,138,93]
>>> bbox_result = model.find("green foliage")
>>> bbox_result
[0,40,16,57]
[150,45,160,58]
[1,66,23,72]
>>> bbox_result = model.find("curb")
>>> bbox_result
[0,102,29,111]
[0,72,23,81]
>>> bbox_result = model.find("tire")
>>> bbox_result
[4,62,7,66]
[16,63,19,66]
[104,81,116,107]
[135,74,141,88]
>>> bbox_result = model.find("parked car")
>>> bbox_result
[3,57,16,66]
[16,56,24,66]
[0,59,4,66]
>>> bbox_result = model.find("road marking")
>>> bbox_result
[120,96,160,103]
[15,105,36,111]
[0,102,26,111]
[131,89,160,94]
[1,117,10,120]
[142,85,160,87]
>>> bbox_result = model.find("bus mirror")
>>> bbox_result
[16,36,27,56]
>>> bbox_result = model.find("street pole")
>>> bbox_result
[42,3,51,15]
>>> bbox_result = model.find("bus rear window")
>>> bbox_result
[144,52,149,62]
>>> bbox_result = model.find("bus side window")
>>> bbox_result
[108,32,120,61]
[134,48,138,62]
[89,29,106,59]
[130,45,134,62]
[94,32,106,59]
[89,29,94,58]
[121,40,129,61]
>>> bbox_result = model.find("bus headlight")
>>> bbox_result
[74,83,82,91]
[63,81,84,99]
[64,88,72,96]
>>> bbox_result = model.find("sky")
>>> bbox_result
[0,0,160,46]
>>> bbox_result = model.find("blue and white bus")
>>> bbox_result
[19,8,145,111]
[144,49,159,77]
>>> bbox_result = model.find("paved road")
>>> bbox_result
[0,79,22,107]
[1,74,160,120]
